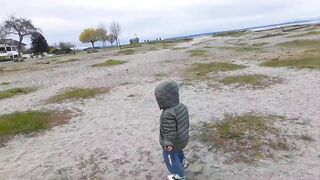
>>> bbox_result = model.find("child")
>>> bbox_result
[155,80,190,180]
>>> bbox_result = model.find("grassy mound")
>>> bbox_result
[0,111,71,146]
[190,62,246,77]
[92,60,127,67]
[119,49,135,55]
[288,31,320,38]
[195,113,292,163]
[220,74,282,89]
[187,49,207,57]
[48,88,108,103]
[0,87,36,100]
[261,56,320,69]
[278,40,320,49]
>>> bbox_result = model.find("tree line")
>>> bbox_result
[79,21,121,48]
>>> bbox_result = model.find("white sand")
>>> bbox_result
[0,27,320,179]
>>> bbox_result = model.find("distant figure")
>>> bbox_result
[155,81,190,180]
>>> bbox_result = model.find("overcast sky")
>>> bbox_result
[1,0,320,47]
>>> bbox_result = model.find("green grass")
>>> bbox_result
[190,62,246,76]
[213,31,247,37]
[120,43,142,49]
[119,49,135,55]
[187,49,207,57]
[92,60,127,67]
[220,74,282,89]
[254,33,285,39]
[0,87,36,100]
[278,40,320,49]
[204,46,260,52]
[171,47,188,50]
[261,56,320,69]
[0,111,71,145]
[48,88,109,103]
[0,82,10,85]
[56,58,80,64]
[288,31,320,38]
[196,113,290,163]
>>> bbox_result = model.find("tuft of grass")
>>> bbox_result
[190,62,246,77]
[0,111,72,145]
[187,49,207,57]
[220,74,282,89]
[92,60,127,67]
[261,56,320,69]
[251,42,269,47]
[0,87,36,100]
[196,113,291,163]
[213,31,247,37]
[171,47,188,50]
[48,88,108,103]
[119,49,135,55]
[297,134,315,142]
[56,58,80,64]
[254,33,286,39]
[0,82,10,85]
[278,40,320,49]
[288,31,320,38]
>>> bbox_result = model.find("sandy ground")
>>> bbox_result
[0,25,320,180]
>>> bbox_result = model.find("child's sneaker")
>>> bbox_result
[182,159,189,169]
[167,174,186,180]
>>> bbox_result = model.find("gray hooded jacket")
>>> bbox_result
[155,81,189,150]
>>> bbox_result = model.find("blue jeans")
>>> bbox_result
[163,150,185,177]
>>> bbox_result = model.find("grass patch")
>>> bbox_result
[213,31,247,37]
[261,56,320,69]
[0,82,10,85]
[297,134,315,142]
[195,113,291,163]
[0,110,71,146]
[288,31,320,38]
[171,47,188,50]
[278,40,320,49]
[56,58,80,64]
[120,43,142,49]
[254,33,286,39]
[190,62,246,77]
[204,46,260,52]
[251,42,269,47]
[220,74,282,89]
[92,60,127,67]
[119,49,135,55]
[48,88,108,103]
[187,49,207,57]
[0,87,36,100]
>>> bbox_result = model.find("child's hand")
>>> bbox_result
[165,145,173,151]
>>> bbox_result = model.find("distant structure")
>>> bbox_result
[129,37,139,44]
[0,39,26,59]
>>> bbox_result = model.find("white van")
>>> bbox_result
[0,44,19,59]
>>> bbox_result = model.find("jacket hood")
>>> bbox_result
[155,80,180,109]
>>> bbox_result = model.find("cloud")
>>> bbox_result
[1,0,319,47]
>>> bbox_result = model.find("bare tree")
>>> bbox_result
[110,21,121,47]
[97,23,108,47]
[106,33,116,46]
[1,16,38,57]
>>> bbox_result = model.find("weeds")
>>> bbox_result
[261,56,320,69]
[220,74,282,89]
[92,60,127,67]
[195,113,291,163]
[48,88,108,103]
[187,49,207,57]
[190,62,246,77]
[0,110,72,146]
[0,87,36,100]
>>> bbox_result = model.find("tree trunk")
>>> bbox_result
[17,35,23,58]
[91,41,95,48]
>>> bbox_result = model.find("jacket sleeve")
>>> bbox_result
[161,111,177,147]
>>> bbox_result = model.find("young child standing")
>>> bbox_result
[155,80,190,180]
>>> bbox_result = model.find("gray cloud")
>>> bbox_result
[1,0,319,47]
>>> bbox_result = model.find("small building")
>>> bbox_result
[129,37,139,44]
